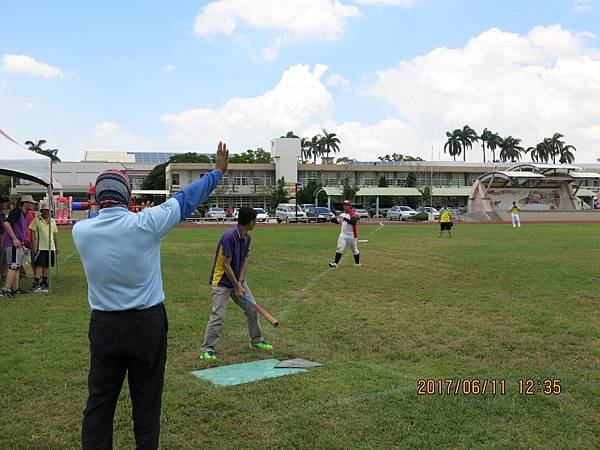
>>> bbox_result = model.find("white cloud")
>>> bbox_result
[365,25,600,161]
[195,0,361,61]
[163,25,600,162]
[162,64,177,72]
[0,54,64,78]
[162,64,335,152]
[353,0,414,6]
[573,0,593,13]
[326,74,351,90]
[92,122,151,148]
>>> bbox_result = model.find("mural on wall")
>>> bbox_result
[488,189,562,211]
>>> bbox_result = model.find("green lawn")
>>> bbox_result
[1,223,599,449]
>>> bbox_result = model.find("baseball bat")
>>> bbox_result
[243,294,279,327]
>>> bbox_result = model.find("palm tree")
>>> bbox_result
[487,132,502,162]
[499,136,524,163]
[559,144,576,164]
[320,129,341,159]
[300,137,311,162]
[526,141,550,163]
[309,135,322,164]
[443,130,462,161]
[459,125,479,161]
[547,132,566,164]
[24,139,61,162]
[281,131,299,138]
[480,128,493,162]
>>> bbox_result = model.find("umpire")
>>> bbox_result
[73,142,228,449]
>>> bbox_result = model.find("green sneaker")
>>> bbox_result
[200,351,217,360]
[251,341,273,350]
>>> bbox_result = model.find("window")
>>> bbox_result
[171,174,180,186]
[360,175,375,186]
[323,174,338,186]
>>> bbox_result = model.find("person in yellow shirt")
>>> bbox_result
[509,201,521,228]
[439,204,453,238]
[29,203,59,293]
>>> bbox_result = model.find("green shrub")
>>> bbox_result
[412,212,429,221]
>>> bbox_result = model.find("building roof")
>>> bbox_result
[83,151,213,164]
[322,186,472,197]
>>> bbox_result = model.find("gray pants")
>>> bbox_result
[200,282,264,353]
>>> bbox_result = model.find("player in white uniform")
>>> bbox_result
[329,200,361,267]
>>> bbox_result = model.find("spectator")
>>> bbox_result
[2,195,34,297]
[29,203,59,293]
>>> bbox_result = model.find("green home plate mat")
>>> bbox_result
[191,359,313,386]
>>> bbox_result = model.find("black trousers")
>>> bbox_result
[82,303,168,450]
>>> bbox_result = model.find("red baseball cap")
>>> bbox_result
[343,200,351,205]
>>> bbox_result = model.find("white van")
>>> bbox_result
[276,204,307,223]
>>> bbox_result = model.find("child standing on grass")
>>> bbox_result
[509,201,521,228]
[439,204,453,238]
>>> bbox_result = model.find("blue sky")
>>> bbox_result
[1,0,599,161]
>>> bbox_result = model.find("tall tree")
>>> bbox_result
[341,176,360,201]
[377,175,389,187]
[459,125,479,162]
[487,132,503,162]
[444,130,462,161]
[300,137,311,163]
[229,148,274,163]
[526,141,550,163]
[405,172,417,187]
[297,180,325,204]
[480,128,493,162]
[499,136,524,163]
[377,153,424,162]
[271,177,289,206]
[309,135,322,164]
[24,139,61,162]
[142,152,210,190]
[559,144,576,164]
[320,129,341,159]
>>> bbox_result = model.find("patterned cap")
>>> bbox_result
[95,169,131,208]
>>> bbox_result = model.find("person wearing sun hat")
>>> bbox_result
[29,202,59,293]
[73,142,228,449]
[328,199,361,268]
[1,195,34,297]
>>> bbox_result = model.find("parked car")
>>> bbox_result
[354,208,370,219]
[415,206,440,220]
[253,207,269,223]
[306,206,335,223]
[388,205,417,221]
[206,207,227,221]
[232,208,240,220]
[300,204,315,212]
[369,204,390,217]
[275,203,308,223]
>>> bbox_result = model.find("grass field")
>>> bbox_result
[1,222,599,449]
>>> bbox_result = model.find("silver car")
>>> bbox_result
[206,207,226,221]
[275,203,307,223]
[388,205,417,221]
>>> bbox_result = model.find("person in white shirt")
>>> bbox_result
[329,200,361,267]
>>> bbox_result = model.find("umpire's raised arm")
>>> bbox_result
[174,142,229,220]
[138,142,229,238]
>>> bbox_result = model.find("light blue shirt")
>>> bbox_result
[73,169,222,311]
